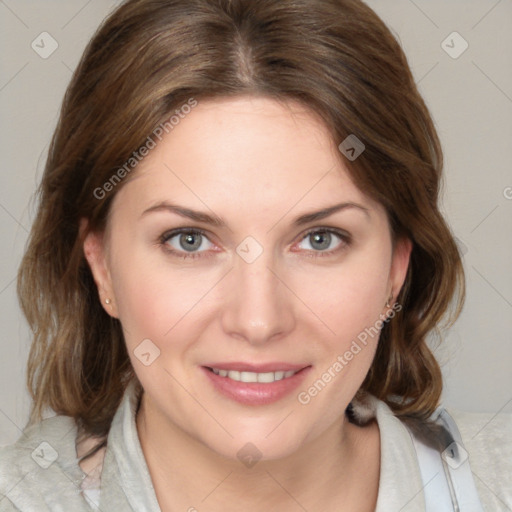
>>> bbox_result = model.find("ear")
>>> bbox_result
[81,218,118,318]
[388,236,412,304]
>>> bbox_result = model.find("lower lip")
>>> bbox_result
[201,366,311,405]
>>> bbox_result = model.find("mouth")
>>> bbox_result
[201,363,311,405]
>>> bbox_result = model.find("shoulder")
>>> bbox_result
[0,414,90,511]
[448,407,512,510]
[0,413,71,478]
[356,394,512,511]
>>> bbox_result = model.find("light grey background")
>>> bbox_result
[0,0,511,446]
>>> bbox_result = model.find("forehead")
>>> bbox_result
[111,96,379,218]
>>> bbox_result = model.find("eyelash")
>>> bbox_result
[159,227,352,260]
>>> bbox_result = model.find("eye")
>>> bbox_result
[160,228,214,258]
[295,228,350,255]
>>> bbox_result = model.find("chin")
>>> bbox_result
[192,417,310,465]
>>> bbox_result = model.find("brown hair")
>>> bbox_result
[18,0,464,457]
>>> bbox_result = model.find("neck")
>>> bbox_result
[136,392,380,512]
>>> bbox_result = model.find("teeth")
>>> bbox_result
[257,372,275,383]
[210,368,299,383]
[240,371,258,383]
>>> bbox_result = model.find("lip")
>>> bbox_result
[201,363,312,406]
[203,361,308,372]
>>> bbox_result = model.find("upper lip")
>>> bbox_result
[204,362,310,373]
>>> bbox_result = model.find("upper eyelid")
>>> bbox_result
[300,226,350,237]
[161,227,208,237]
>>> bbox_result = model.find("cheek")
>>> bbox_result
[293,258,390,420]
[292,249,391,348]
[341,270,389,337]
[109,247,211,350]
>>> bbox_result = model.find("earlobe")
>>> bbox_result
[81,218,118,318]
[389,236,413,303]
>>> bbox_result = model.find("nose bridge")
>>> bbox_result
[221,248,294,343]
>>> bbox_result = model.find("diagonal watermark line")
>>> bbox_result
[265,470,310,511]
[0,275,17,296]
[265,410,294,438]
[417,62,439,84]
[163,268,233,336]
[61,60,74,73]
[470,395,512,441]
[472,61,512,105]
[61,0,93,29]
[471,266,512,308]
[0,0,29,29]
[162,367,234,438]
[266,165,335,234]
[0,203,29,233]
[472,471,512,510]
[0,62,29,93]
[0,471,30,507]
[472,0,502,30]
[470,204,499,233]
[408,0,439,28]
[163,163,232,232]
[0,423,109,511]
[266,267,336,335]
[0,407,24,437]
[201,471,233,503]
[399,472,439,511]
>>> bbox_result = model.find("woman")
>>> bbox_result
[0,0,510,510]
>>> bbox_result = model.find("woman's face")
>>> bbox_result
[85,96,410,461]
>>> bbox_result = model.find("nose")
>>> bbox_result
[220,253,296,345]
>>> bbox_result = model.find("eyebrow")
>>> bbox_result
[140,201,370,226]
[293,202,370,225]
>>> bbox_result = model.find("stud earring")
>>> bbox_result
[385,295,393,308]
[105,298,112,305]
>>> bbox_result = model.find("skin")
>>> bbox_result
[84,96,411,511]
